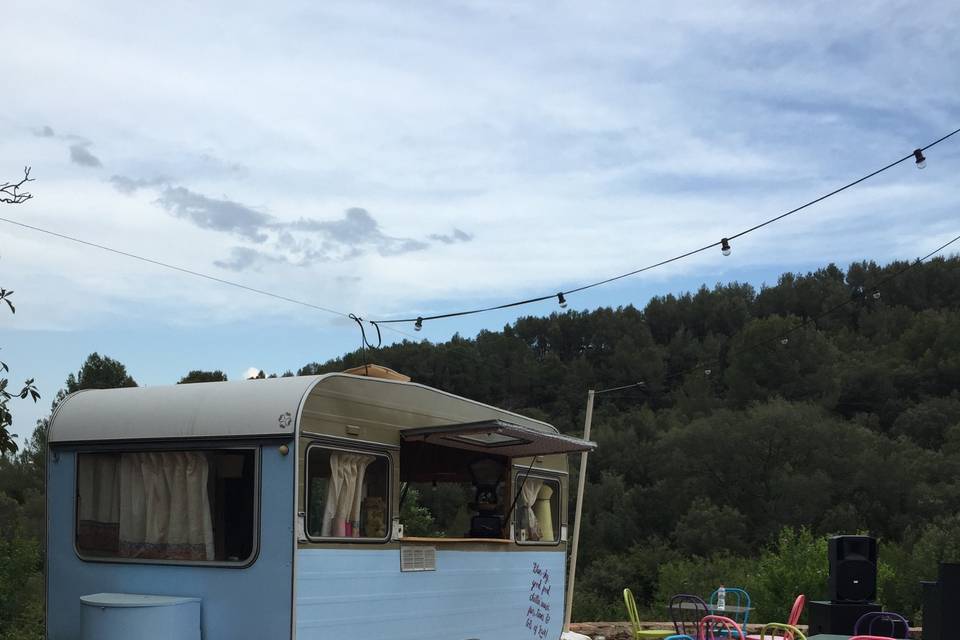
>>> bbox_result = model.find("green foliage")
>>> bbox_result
[178,370,228,384]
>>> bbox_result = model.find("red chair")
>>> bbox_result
[745,595,805,640]
[700,615,746,640]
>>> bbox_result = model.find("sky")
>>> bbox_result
[2,0,960,442]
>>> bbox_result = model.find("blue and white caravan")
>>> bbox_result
[46,368,595,640]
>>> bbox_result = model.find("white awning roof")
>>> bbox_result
[48,375,323,443]
[47,374,565,446]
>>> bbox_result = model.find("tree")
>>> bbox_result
[178,370,228,384]
[0,168,38,455]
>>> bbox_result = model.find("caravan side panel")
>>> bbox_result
[295,547,564,640]
[46,443,295,640]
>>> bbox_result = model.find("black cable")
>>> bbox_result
[373,127,960,325]
[0,213,417,339]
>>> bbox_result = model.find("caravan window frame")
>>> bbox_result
[72,442,262,569]
[513,469,563,547]
[303,441,393,544]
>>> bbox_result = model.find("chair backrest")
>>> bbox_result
[665,636,697,640]
[700,614,745,640]
[709,587,751,627]
[670,593,709,637]
[624,588,641,636]
[759,623,806,640]
[787,594,806,626]
[851,636,901,640]
[853,611,910,637]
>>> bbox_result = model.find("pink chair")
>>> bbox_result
[746,595,806,640]
[700,615,746,640]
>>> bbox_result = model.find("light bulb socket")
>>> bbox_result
[914,149,927,169]
[414,317,423,331]
[720,238,732,256]
[557,292,568,308]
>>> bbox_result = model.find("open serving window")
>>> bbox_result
[398,420,595,541]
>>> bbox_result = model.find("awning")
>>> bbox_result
[401,419,596,458]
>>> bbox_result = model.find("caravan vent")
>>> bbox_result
[400,545,437,572]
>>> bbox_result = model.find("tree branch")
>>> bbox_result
[0,166,34,204]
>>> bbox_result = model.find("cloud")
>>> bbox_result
[156,186,272,242]
[288,207,429,259]
[34,125,55,138]
[69,142,102,167]
[428,228,473,244]
[109,175,168,194]
[213,246,286,271]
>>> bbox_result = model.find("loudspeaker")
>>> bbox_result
[922,581,941,640]
[808,600,882,635]
[828,535,878,602]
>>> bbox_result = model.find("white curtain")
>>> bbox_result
[533,484,555,541]
[321,452,375,537]
[78,454,121,523]
[520,478,545,541]
[118,452,215,561]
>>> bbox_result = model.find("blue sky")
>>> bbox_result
[2,0,960,442]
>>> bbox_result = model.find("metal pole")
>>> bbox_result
[563,388,595,632]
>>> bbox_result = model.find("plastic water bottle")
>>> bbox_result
[717,585,726,612]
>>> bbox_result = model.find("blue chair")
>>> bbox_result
[708,588,751,638]
[666,636,696,640]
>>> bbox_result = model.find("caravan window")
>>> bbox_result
[514,474,561,544]
[305,445,390,541]
[399,441,509,539]
[75,448,257,564]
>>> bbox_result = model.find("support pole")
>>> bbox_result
[563,388,595,633]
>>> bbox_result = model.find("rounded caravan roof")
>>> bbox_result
[47,373,560,444]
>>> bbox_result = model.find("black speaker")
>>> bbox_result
[828,535,878,602]
[922,580,941,640]
[808,600,882,635]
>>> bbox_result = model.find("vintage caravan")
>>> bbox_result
[46,370,594,639]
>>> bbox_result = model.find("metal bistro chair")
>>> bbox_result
[751,623,806,640]
[624,588,675,639]
[746,595,805,640]
[700,615,746,640]
[853,611,910,638]
[669,594,709,638]
[851,637,902,640]
[708,588,751,637]
[665,636,697,640]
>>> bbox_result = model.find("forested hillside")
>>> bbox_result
[3,255,960,637]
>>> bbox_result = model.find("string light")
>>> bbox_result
[780,338,789,345]
[704,369,712,376]
[414,317,423,332]
[914,149,927,169]
[872,288,881,300]
[370,127,959,328]
[557,292,568,309]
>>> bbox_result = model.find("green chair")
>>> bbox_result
[754,623,806,640]
[623,588,675,639]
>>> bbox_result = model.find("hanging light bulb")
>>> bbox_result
[780,338,789,345]
[913,149,927,170]
[557,292,568,309]
[720,238,732,256]
[414,317,423,331]
[872,288,881,300]
[704,368,712,376]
